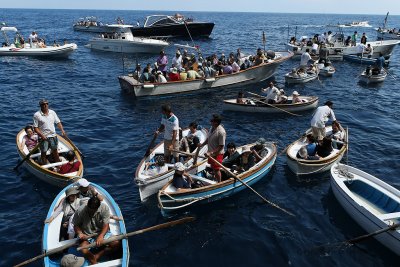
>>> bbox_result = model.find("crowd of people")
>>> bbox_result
[131,48,276,84]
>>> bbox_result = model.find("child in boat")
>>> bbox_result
[58,151,81,174]
[22,125,38,151]
[292,91,302,104]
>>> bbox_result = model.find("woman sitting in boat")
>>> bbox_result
[316,137,333,158]
[251,138,269,163]
[172,162,193,190]
[222,142,241,169]
[22,125,38,151]
[44,186,80,240]
[292,91,303,104]
[156,71,167,83]
[187,66,202,80]
[143,156,168,176]
[58,151,81,174]
[305,134,318,157]
[235,146,256,173]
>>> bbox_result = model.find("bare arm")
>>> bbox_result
[96,223,109,247]
[57,122,66,136]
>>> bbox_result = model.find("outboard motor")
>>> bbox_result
[266,50,275,59]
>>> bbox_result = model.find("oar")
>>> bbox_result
[63,135,84,159]
[144,132,158,158]
[14,140,43,171]
[384,68,397,80]
[77,217,195,251]
[170,149,295,217]
[246,91,302,117]
[13,233,98,267]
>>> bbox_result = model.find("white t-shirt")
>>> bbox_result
[310,105,336,128]
[161,114,179,141]
[157,74,167,83]
[262,86,280,101]
[300,52,312,66]
[144,165,168,176]
[33,109,61,138]
[172,55,182,70]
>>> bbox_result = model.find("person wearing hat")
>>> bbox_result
[292,91,302,103]
[143,156,168,176]
[73,196,121,265]
[310,101,338,141]
[156,49,168,77]
[276,89,288,104]
[33,99,66,165]
[77,178,104,201]
[156,70,167,83]
[172,162,193,190]
[60,254,85,267]
[155,104,180,163]
[199,114,226,183]
[45,186,80,240]
[58,150,81,174]
[235,145,256,173]
[168,67,180,81]
[172,50,182,70]
[251,138,269,163]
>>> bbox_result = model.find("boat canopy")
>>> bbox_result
[143,15,184,27]
[0,26,18,32]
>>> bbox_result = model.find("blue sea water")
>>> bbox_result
[1,9,400,266]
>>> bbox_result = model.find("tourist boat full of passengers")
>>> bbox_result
[16,129,84,187]
[73,16,118,33]
[330,163,400,256]
[359,69,387,84]
[0,27,77,58]
[86,24,169,54]
[158,142,277,215]
[131,14,214,38]
[343,54,390,66]
[43,183,130,266]
[285,68,318,84]
[286,125,348,175]
[223,95,319,113]
[135,127,208,201]
[119,51,293,98]
[376,12,400,41]
[286,33,400,59]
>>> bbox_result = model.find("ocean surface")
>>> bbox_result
[1,9,399,267]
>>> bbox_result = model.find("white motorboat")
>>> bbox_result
[330,163,400,255]
[359,69,387,84]
[135,128,208,201]
[376,12,400,41]
[286,126,348,175]
[286,33,400,59]
[86,24,169,54]
[0,27,77,58]
[119,51,293,97]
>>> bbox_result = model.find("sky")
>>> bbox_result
[0,0,399,15]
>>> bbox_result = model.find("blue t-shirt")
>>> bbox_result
[172,173,190,189]
[306,143,317,156]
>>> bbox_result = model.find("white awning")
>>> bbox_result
[0,26,18,32]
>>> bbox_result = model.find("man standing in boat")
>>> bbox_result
[300,49,312,70]
[310,101,337,141]
[156,104,179,163]
[33,99,66,164]
[199,114,226,183]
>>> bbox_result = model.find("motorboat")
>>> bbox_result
[286,33,400,59]
[43,183,130,266]
[0,27,77,58]
[73,16,116,33]
[330,163,400,256]
[376,12,400,41]
[343,54,390,66]
[119,51,293,97]
[286,126,348,175]
[130,14,214,38]
[16,129,84,187]
[359,69,387,84]
[158,142,277,215]
[285,68,318,84]
[223,95,318,113]
[86,24,169,54]
[135,127,208,202]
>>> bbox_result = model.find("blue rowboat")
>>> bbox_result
[343,54,389,66]
[157,142,277,215]
[330,163,400,255]
[43,182,130,267]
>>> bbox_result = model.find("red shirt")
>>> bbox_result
[59,161,81,174]
[168,72,180,81]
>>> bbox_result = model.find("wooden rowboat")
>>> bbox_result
[286,126,348,175]
[223,96,318,113]
[135,128,208,201]
[158,142,277,215]
[16,129,84,187]
[285,70,318,84]
[43,183,130,266]
[330,163,400,255]
[359,70,387,84]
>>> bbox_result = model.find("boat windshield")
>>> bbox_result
[144,15,181,27]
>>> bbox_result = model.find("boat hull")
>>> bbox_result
[158,143,277,215]
[16,129,84,187]
[0,44,77,58]
[223,96,318,113]
[87,38,168,54]
[119,51,293,97]
[73,25,115,33]
[330,164,400,256]
[359,71,387,84]
[130,22,215,38]
[43,183,130,266]
[285,72,318,84]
